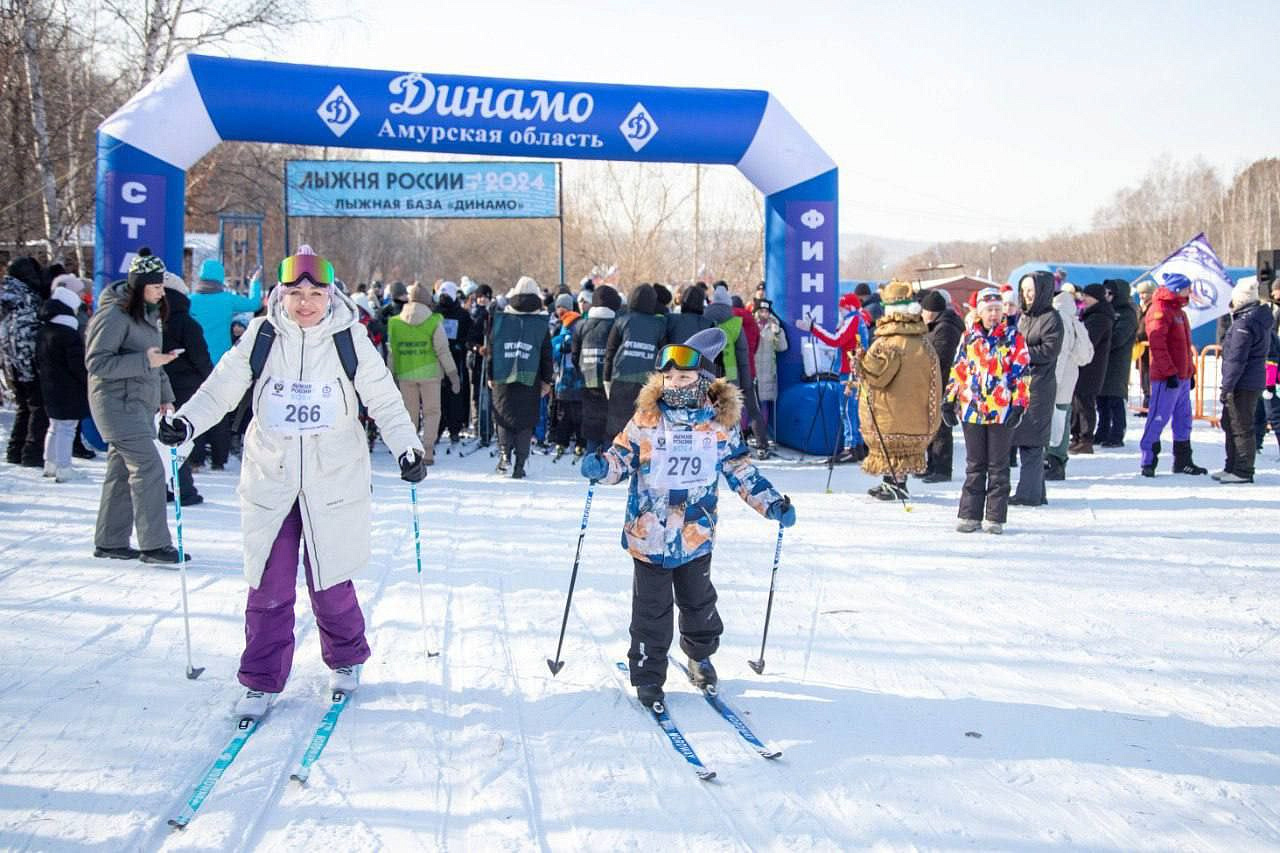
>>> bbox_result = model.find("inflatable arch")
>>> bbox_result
[96,55,837,385]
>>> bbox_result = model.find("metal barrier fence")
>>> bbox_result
[1128,343,1222,427]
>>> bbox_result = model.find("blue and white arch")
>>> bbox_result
[97,54,837,383]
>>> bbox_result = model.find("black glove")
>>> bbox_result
[399,449,427,483]
[1165,376,1179,389]
[157,415,193,447]
[1190,375,1196,391]
[941,402,958,428]
[1004,406,1025,430]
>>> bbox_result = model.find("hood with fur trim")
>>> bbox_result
[633,373,742,428]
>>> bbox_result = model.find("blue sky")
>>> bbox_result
[249,0,1278,242]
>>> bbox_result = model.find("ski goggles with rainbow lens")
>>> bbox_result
[655,343,709,373]
[277,254,335,288]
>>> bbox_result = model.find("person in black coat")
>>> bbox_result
[1070,284,1114,454]
[920,289,964,482]
[1011,272,1063,505]
[36,283,90,480]
[160,274,214,504]
[488,277,553,479]
[604,284,666,437]
[1218,280,1272,483]
[1095,279,1138,446]
[573,285,620,452]
[435,283,475,446]
[666,286,714,344]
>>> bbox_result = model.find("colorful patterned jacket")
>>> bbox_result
[597,374,782,568]
[946,319,1031,424]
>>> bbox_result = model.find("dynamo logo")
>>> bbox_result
[1188,277,1219,310]
[621,102,659,152]
[317,85,360,138]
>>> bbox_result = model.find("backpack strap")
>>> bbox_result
[333,327,359,383]
[248,320,276,384]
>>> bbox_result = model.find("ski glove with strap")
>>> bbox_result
[157,415,193,446]
[767,495,796,528]
[580,453,609,482]
[1004,406,1025,430]
[399,449,427,483]
[941,402,959,428]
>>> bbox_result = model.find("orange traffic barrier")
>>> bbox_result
[1193,345,1221,427]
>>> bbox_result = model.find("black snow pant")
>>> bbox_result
[440,360,470,441]
[926,420,954,478]
[1071,388,1099,444]
[1223,388,1262,479]
[1012,445,1046,505]
[959,422,1012,523]
[580,387,610,452]
[627,553,723,688]
[737,377,769,449]
[552,398,584,450]
[189,413,231,468]
[1095,395,1126,444]
[6,378,48,466]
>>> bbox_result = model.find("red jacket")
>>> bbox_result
[1144,287,1193,380]
[733,306,761,360]
[809,310,867,374]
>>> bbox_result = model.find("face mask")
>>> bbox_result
[661,377,711,409]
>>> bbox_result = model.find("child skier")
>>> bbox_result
[580,328,796,708]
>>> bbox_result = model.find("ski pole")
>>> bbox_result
[170,447,204,680]
[409,484,439,661]
[865,387,912,512]
[748,516,786,675]
[547,481,595,676]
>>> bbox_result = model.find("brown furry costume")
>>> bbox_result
[857,298,942,478]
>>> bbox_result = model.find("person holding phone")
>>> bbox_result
[160,271,214,505]
[85,249,187,564]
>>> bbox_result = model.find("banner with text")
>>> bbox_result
[285,160,559,219]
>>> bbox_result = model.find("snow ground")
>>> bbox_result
[1,411,1278,851]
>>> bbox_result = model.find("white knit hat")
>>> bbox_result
[1232,276,1259,309]
[51,273,85,295]
[436,280,459,301]
[162,270,189,295]
[507,275,540,299]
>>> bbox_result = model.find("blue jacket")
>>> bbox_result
[1221,302,1271,393]
[189,278,262,364]
[551,314,584,400]
[597,375,780,569]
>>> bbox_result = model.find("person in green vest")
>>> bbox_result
[705,284,769,456]
[387,283,459,466]
[604,284,666,437]
[488,275,553,479]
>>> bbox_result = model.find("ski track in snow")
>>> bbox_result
[2,409,1280,850]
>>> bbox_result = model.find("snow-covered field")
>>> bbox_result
[2,411,1278,851]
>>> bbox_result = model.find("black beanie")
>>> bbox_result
[681,286,706,315]
[1083,283,1108,301]
[592,284,622,312]
[920,289,947,312]
[653,284,672,308]
[127,247,166,287]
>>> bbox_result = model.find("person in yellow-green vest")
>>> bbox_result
[388,282,459,465]
[706,283,769,456]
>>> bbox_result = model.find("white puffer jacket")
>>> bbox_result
[177,288,423,590]
[1052,291,1095,406]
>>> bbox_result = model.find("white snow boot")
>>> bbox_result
[234,688,275,720]
[43,461,57,478]
[328,665,359,694]
[55,465,86,483]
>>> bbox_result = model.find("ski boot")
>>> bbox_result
[1172,440,1207,475]
[553,445,567,462]
[867,479,908,501]
[329,665,359,694]
[687,657,718,691]
[636,684,665,710]
[234,688,275,720]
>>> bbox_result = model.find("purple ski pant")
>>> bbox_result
[238,501,370,693]
[1139,378,1193,466]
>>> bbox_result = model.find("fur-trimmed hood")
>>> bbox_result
[634,373,742,428]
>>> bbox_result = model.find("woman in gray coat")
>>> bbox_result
[85,249,186,564]
[1011,272,1063,506]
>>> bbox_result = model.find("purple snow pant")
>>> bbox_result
[238,501,370,693]
[1139,378,1192,466]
